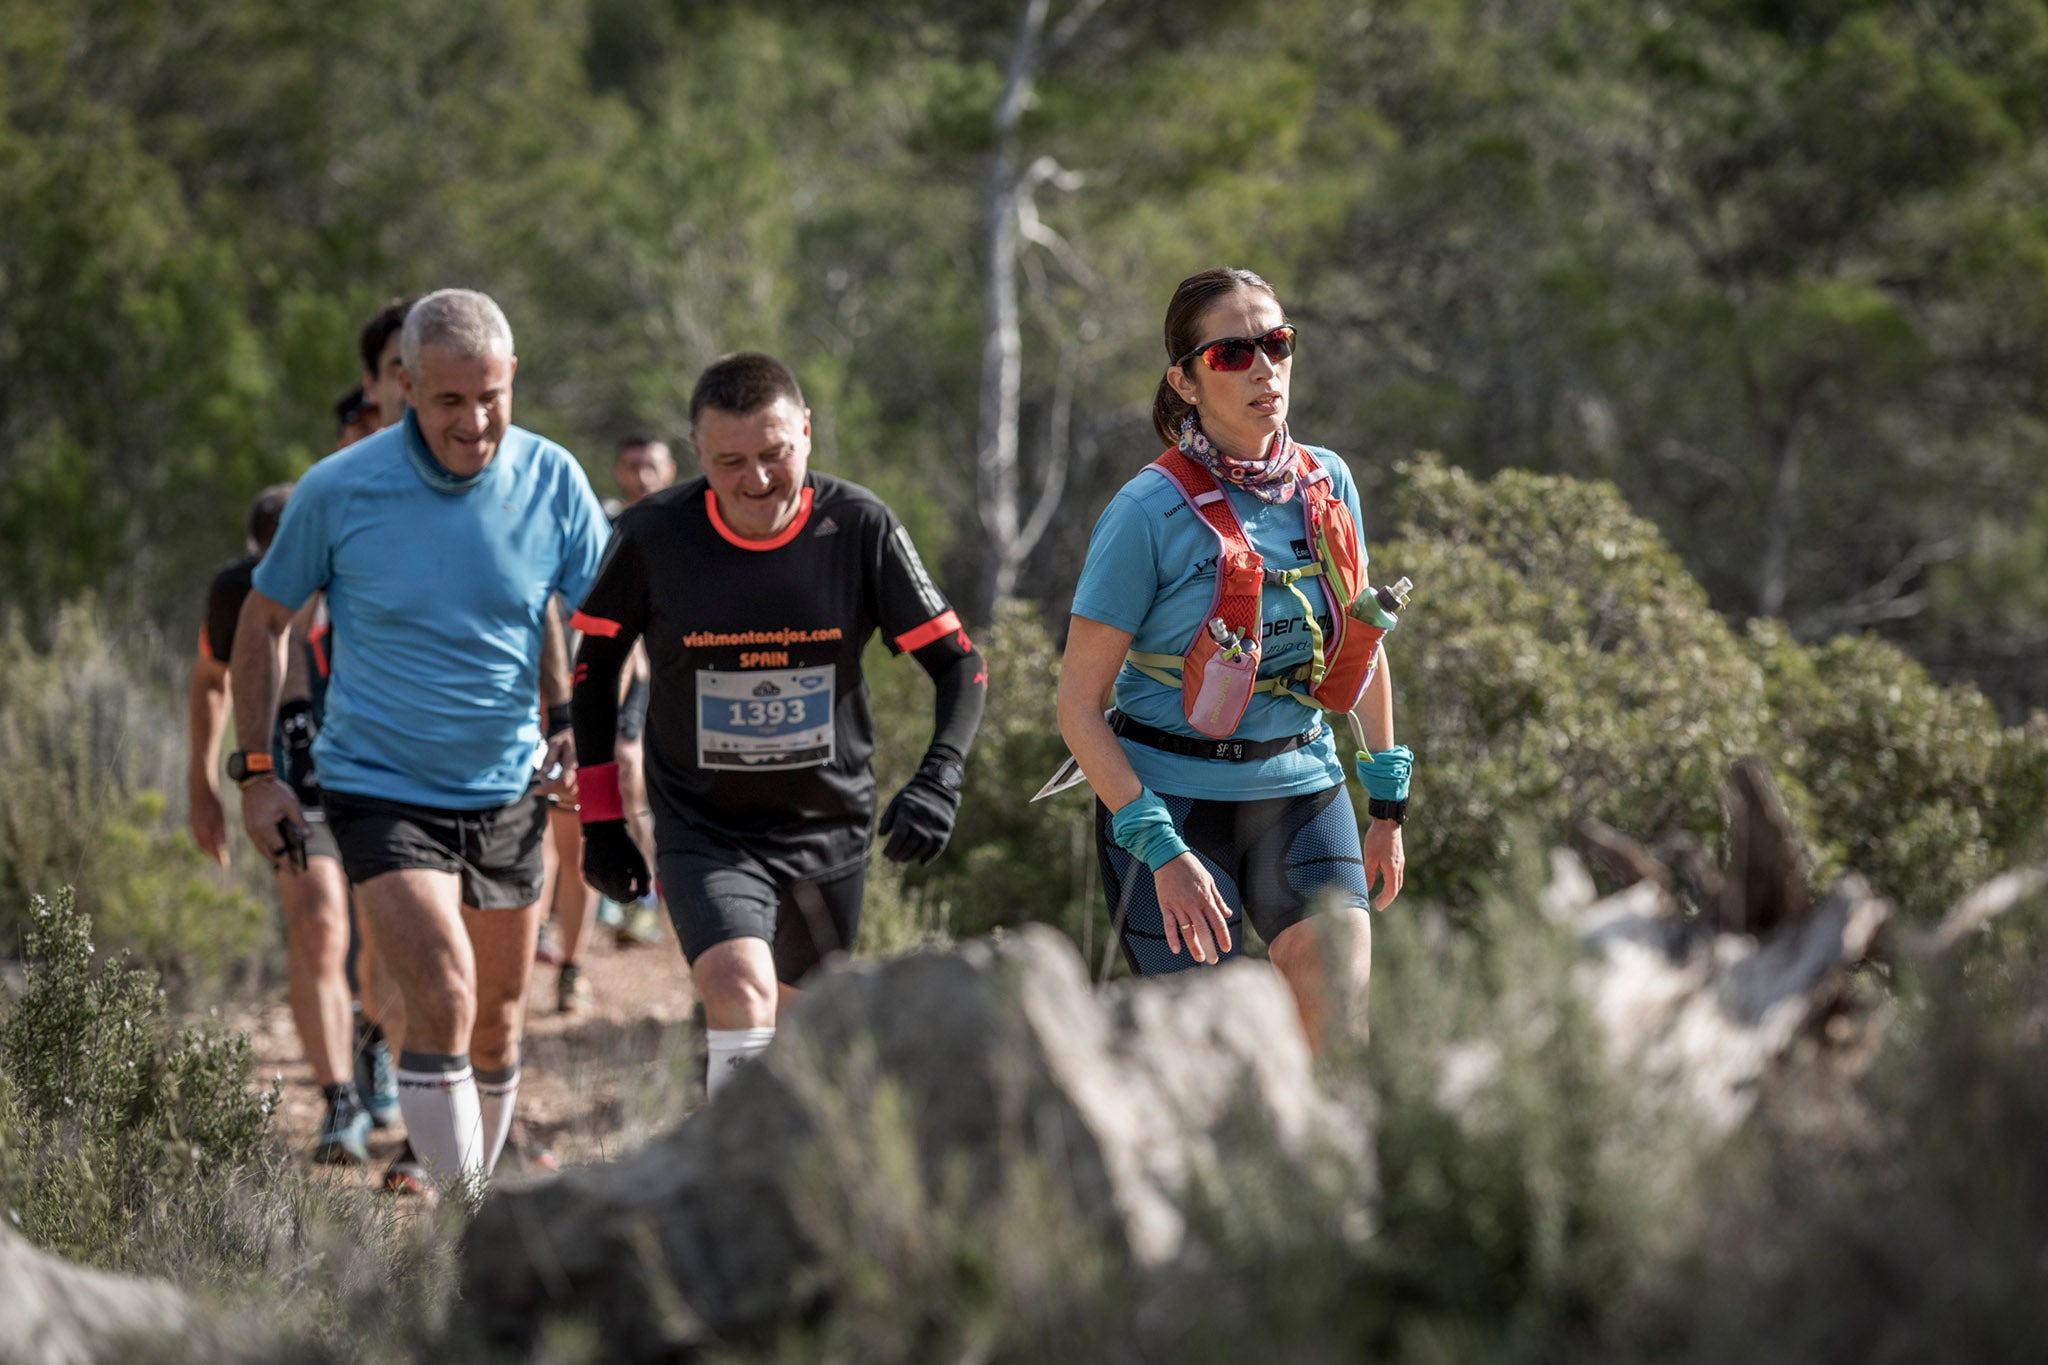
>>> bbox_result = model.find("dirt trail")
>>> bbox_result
[231,913,702,1186]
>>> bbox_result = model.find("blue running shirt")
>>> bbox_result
[1068,444,1366,801]
[254,412,611,809]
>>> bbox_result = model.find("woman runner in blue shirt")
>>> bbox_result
[1056,267,1409,1047]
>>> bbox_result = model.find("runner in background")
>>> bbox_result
[600,437,676,949]
[534,604,597,1009]
[358,294,421,435]
[608,433,678,920]
[340,306,428,1142]
[539,433,677,1010]
[233,289,610,1194]
[336,385,380,448]
[570,353,985,1098]
[187,485,370,1165]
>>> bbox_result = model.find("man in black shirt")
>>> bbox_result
[569,352,985,1097]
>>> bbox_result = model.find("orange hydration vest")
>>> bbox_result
[1129,447,1384,740]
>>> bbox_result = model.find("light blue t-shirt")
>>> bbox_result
[253,412,611,809]
[1069,445,1366,800]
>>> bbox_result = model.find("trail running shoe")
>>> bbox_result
[312,1094,372,1167]
[615,895,664,948]
[356,1034,401,1130]
[502,1121,560,1175]
[535,917,564,965]
[382,1141,428,1196]
[556,961,594,1014]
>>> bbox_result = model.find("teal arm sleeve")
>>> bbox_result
[1353,745,1413,802]
[1109,789,1191,872]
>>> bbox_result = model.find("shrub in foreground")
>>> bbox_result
[0,887,276,1269]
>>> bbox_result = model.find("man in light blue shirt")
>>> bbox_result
[230,288,609,1193]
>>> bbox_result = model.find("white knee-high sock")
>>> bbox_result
[705,1027,775,1099]
[396,1051,482,1190]
[475,1062,520,1175]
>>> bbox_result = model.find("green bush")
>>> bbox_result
[1378,457,1768,903]
[0,603,267,986]
[1376,456,2048,918]
[0,887,276,1269]
[1749,621,2044,917]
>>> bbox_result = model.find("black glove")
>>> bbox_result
[878,753,965,866]
[278,698,320,802]
[581,819,650,903]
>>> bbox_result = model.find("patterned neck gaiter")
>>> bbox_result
[1177,413,1300,505]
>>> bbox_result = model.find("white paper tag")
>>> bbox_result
[696,664,835,771]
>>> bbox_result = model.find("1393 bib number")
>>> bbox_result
[726,696,808,728]
[696,664,834,771]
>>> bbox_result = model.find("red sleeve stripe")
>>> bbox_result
[197,626,214,661]
[894,610,962,654]
[571,610,622,639]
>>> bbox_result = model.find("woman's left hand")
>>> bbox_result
[1363,819,1404,909]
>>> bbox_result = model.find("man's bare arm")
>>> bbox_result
[281,595,319,705]
[229,588,310,866]
[186,654,233,867]
[541,595,571,711]
[230,589,298,753]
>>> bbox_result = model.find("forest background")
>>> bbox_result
[5,1,2048,1357]
[9,0,2048,695]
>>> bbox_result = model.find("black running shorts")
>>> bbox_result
[1096,784,1370,976]
[656,845,865,986]
[322,785,548,910]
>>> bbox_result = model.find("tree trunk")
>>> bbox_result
[973,0,1049,618]
[1756,418,1800,620]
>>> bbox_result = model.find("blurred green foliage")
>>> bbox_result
[5,0,2048,714]
[0,606,267,987]
[1379,456,1767,903]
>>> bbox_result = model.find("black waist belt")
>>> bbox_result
[1108,709,1324,763]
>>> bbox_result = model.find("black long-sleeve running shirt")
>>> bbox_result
[570,472,985,880]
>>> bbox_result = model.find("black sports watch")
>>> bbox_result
[226,750,276,786]
[1367,797,1407,825]
[923,756,966,794]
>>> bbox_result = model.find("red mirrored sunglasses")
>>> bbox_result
[1175,324,1297,372]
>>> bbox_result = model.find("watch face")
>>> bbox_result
[933,761,964,792]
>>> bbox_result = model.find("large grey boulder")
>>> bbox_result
[0,1225,207,1365]
[462,924,1371,1357]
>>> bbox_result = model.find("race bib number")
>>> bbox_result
[696,664,835,771]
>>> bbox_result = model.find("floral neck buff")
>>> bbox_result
[1177,413,1300,505]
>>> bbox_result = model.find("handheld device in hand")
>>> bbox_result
[276,817,308,872]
